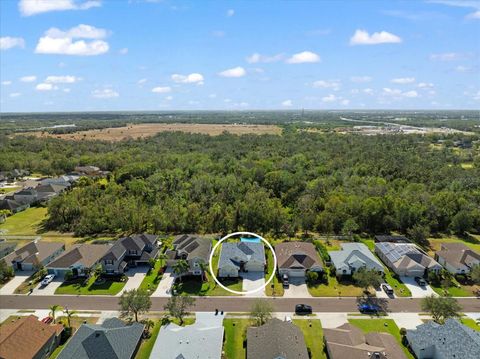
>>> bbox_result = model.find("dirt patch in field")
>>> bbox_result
[19,123,282,141]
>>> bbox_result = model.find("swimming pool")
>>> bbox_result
[240,237,261,243]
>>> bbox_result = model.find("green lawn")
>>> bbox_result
[55,275,126,295]
[174,276,242,296]
[307,267,364,297]
[223,318,250,359]
[265,249,284,297]
[348,319,414,359]
[360,238,375,251]
[430,282,475,297]
[383,269,412,297]
[460,318,480,331]
[0,207,48,235]
[293,319,326,359]
[0,186,21,194]
[135,320,161,359]
[138,260,164,294]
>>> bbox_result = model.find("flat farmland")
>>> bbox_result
[20,123,282,141]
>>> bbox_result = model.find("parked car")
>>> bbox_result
[382,283,394,295]
[295,304,312,315]
[41,274,55,287]
[358,303,381,314]
[282,274,289,288]
[415,276,427,287]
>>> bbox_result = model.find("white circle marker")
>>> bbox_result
[208,231,277,295]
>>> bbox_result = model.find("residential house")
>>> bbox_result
[435,242,480,275]
[0,315,63,359]
[247,318,309,359]
[102,234,159,275]
[329,243,384,276]
[375,235,411,243]
[275,242,323,278]
[0,198,29,213]
[166,234,211,276]
[0,241,16,259]
[324,323,407,359]
[406,319,480,359]
[9,188,38,205]
[150,313,224,359]
[56,318,144,359]
[218,242,265,277]
[47,243,111,278]
[375,242,442,277]
[2,241,65,271]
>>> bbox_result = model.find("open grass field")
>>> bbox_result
[55,275,126,295]
[21,123,283,141]
[293,319,326,359]
[223,318,250,359]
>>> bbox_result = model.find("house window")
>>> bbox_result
[105,260,113,265]
[129,250,138,255]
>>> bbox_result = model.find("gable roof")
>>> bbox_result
[436,242,480,268]
[329,243,384,271]
[0,315,63,359]
[0,199,25,211]
[275,242,323,270]
[47,243,111,269]
[102,234,159,261]
[3,241,64,266]
[247,318,309,359]
[172,234,211,261]
[375,242,441,271]
[56,318,144,359]
[219,242,265,270]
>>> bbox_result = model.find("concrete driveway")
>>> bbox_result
[151,268,175,297]
[116,266,148,296]
[375,285,395,299]
[0,271,34,295]
[388,313,424,330]
[400,276,438,298]
[318,313,348,328]
[242,271,266,297]
[31,279,64,296]
[283,278,311,298]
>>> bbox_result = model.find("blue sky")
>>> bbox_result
[1,0,479,112]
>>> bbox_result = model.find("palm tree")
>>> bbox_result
[64,308,77,329]
[173,260,189,283]
[49,304,63,323]
[143,319,155,336]
[198,262,208,282]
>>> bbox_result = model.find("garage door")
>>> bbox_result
[406,269,425,277]
[288,269,306,277]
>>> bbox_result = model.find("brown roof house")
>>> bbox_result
[46,243,111,278]
[275,242,323,278]
[247,319,309,359]
[2,241,65,271]
[0,315,63,359]
[324,323,407,359]
[166,234,212,276]
[435,242,480,275]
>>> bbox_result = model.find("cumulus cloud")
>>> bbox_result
[403,90,418,98]
[281,99,293,107]
[226,9,235,17]
[246,53,284,64]
[350,29,402,45]
[391,77,416,84]
[10,92,21,98]
[466,10,480,19]
[151,86,172,93]
[429,52,463,61]
[218,66,246,78]
[20,75,37,82]
[0,37,25,50]
[118,47,128,55]
[418,82,434,88]
[286,51,320,64]
[322,94,338,102]
[45,75,79,83]
[313,80,341,90]
[350,76,372,83]
[382,87,418,98]
[137,78,147,85]
[2,81,12,85]
[171,73,204,84]
[36,83,58,91]
[19,0,101,17]
[92,88,119,98]
[35,24,109,56]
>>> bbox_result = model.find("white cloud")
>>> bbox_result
[281,99,293,107]
[350,29,402,45]
[45,75,79,83]
[322,94,338,102]
[226,9,235,17]
[151,86,172,93]
[10,92,21,98]
[350,76,372,83]
[467,10,480,19]
[427,1,480,19]
[340,99,350,106]
[119,47,128,55]
[1,81,12,86]
[286,51,320,64]
[403,90,418,98]
[63,88,71,93]
[429,52,462,61]
[382,87,419,98]
[418,82,434,88]
[391,77,416,84]
[313,80,341,90]
[208,93,217,98]
[19,0,101,16]
[0,37,25,50]
[246,53,284,64]
[35,24,109,56]
[20,75,37,82]
[92,88,119,98]
[363,88,374,94]
[472,90,480,100]
[218,66,246,78]
[455,65,471,72]
[36,83,58,91]
[137,78,147,85]
[171,73,204,84]
[165,95,173,101]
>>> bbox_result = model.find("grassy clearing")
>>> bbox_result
[0,207,48,235]
[223,318,250,359]
[307,267,364,297]
[349,319,414,359]
[265,249,284,297]
[293,319,326,359]
[55,275,126,295]
[138,260,164,293]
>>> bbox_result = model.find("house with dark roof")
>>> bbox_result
[435,242,480,275]
[47,243,111,278]
[247,319,309,359]
[324,323,407,359]
[166,234,212,276]
[0,198,29,213]
[329,243,384,276]
[406,318,480,359]
[56,318,144,359]
[275,242,323,278]
[375,242,442,277]
[0,241,16,259]
[218,242,265,277]
[2,241,65,271]
[101,234,159,275]
[0,315,63,359]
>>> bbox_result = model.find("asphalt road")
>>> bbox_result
[1,295,479,313]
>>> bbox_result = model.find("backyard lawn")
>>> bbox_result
[55,275,126,295]
[138,260,164,293]
[293,319,326,359]
[307,267,364,297]
[427,235,480,255]
[223,318,250,359]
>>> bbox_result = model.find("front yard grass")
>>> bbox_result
[293,319,326,359]
[55,275,126,295]
[174,276,242,296]
[383,269,412,297]
[307,267,364,297]
[265,249,284,297]
[348,319,414,359]
[223,318,250,359]
[460,318,480,331]
[138,260,164,294]
[430,282,476,297]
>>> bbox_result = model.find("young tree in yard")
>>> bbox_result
[421,295,461,324]
[49,304,63,323]
[164,295,196,326]
[352,268,383,295]
[250,299,273,326]
[306,271,319,284]
[471,264,480,285]
[0,260,14,283]
[119,289,152,322]
[158,253,168,267]
[173,260,190,283]
[64,308,77,328]
[198,262,209,282]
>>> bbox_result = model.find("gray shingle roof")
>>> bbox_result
[329,243,384,272]
[219,242,265,270]
[173,235,211,261]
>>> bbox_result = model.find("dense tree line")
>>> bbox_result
[0,130,479,237]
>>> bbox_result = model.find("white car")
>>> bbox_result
[41,274,55,286]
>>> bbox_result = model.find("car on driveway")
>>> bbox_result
[415,276,427,287]
[40,274,55,287]
[282,274,289,288]
[295,304,312,315]
[382,283,394,295]
[358,303,381,314]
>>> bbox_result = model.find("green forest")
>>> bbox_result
[1,129,479,239]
